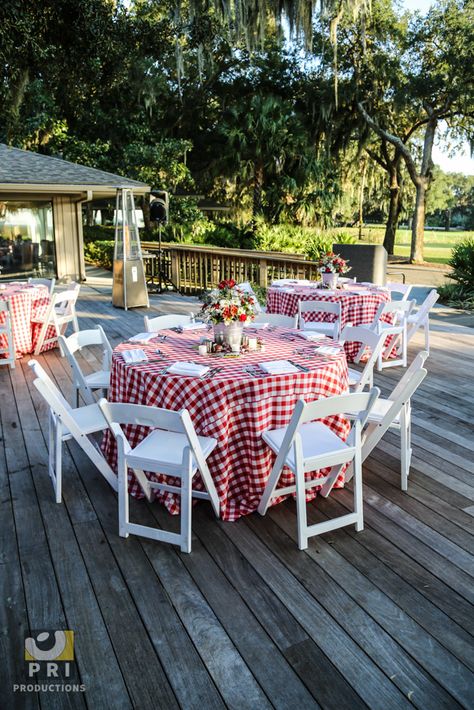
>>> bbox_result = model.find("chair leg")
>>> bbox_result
[180,455,193,553]
[34,321,49,356]
[353,447,364,532]
[118,456,130,539]
[400,405,410,491]
[295,464,308,551]
[53,419,62,504]
[424,318,430,353]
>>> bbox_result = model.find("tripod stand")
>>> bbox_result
[154,225,182,294]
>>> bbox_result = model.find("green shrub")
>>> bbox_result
[447,237,474,289]
[83,225,115,243]
[84,240,114,270]
[437,283,474,309]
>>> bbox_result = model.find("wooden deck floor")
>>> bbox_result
[1,283,473,710]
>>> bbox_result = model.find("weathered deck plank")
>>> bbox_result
[0,282,473,709]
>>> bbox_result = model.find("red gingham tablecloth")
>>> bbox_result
[102,327,350,521]
[0,282,50,357]
[267,285,391,360]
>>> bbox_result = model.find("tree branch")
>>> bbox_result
[357,102,420,185]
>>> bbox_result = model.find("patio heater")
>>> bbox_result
[112,188,149,309]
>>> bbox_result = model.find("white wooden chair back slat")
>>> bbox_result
[144,313,192,332]
[59,325,112,406]
[386,282,413,300]
[340,325,386,391]
[298,300,341,338]
[237,282,263,313]
[254,313,297,328]
[28,277,56,295]
[33,282,80,355]
[406,289,439,353]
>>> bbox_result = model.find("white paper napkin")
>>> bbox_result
[129,332,157,344]
[166,361,210,376]
[121,349,148,364]
[314,346,340,356]
[297,331,328,341]
[259,360,299,375]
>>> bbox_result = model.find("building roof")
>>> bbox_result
[0,143,150,196]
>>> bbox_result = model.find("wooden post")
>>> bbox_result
[170,249,180,291]
[259,258,267,287]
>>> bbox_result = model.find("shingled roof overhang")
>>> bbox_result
[0,143,150,198]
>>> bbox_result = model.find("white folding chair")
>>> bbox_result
[144,313,193,332]
[59,326,112,406]
[32,282,80,355]
[99,400,220,553]
[258,388,380,549]
[0,300,16,369]
[298,300,342,339]
[28,277,56,295]
[340,325,386,392]
[365,299,415,370]
[346,351,428,490]
[28,360,117,503]
[238,282,263,313]
[386,282,412,301]
[406,289,439,354]
[254,313,298,328]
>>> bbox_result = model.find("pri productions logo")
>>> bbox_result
[13,630,85,694]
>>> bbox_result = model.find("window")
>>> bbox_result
[0,200,56,280]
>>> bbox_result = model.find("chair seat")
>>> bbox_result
[65,403,108,437]
[84,369,110,389]
[347,367,362,386]
[127,429,218,473]
[366,398,401,425]
[263,421,349,472]
[377,322,404,333]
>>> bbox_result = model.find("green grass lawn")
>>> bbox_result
[339,226,474,265]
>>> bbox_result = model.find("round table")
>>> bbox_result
[103,326,350,521]
[266,284,391,360]
[0,281,50,357]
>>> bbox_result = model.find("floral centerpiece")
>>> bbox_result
[317,251,350,287]
[200,279,256,351]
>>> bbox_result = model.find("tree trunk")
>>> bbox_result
[410,179,428,263]
[383,183,402,254]
[357,158,367,240]
[86,202,94,227]
[252,161,264,219]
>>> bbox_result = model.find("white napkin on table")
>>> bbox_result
[129,332,157,344]
[259,360,299,375]
[121,349,148,364]
[166,361,210,377]
[297,331,328,341]
[314,346,340,356]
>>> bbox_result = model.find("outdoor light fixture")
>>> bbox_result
[112,188,149,309]
[150,190,181,293]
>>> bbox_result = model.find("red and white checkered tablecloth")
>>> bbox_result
[266,285,391,360]
[102,327,350,521]
[0,282,50,358]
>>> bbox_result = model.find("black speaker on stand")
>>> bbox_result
[150,191,181,294]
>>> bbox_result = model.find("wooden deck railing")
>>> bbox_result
[141,241,320,294]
